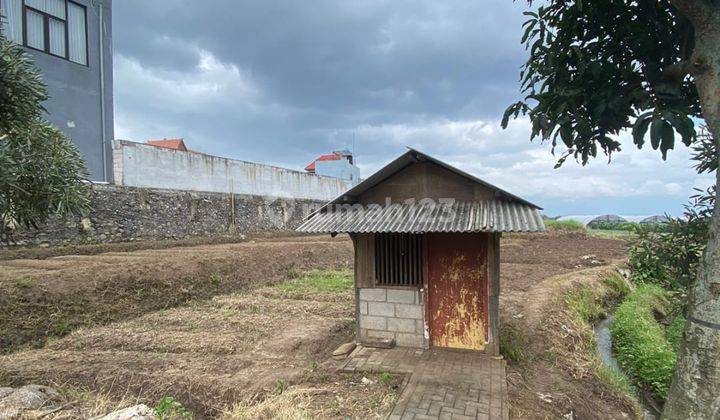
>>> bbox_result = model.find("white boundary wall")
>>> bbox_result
[112,140,352,201]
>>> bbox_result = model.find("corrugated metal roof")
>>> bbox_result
[326,148,542,210]
[297,200,546,233]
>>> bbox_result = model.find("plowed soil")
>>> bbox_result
[0,232,634,419]
[0,236,353,352]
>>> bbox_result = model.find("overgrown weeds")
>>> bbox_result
[610,285,679,400]
[551,272,638,406]
[628,192,711,292]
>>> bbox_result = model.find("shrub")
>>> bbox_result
[628,214,708,291]
[610,285,677,400]
[1,31,90,243]
[545,219,586,232]
[588,221,640,231]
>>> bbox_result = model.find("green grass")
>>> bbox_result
[564,284,606,324]
[665,315,686,353]
[563,272,631,324]
[545,219,586,232]
[562,274,637,399]
[14,277,34,288]
[596,363,636,396]
[610,285,677,400]
[499,323,530,362]
[275,269,353,294]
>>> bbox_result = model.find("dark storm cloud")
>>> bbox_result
[112,1,710,216]
[114,0,528,123]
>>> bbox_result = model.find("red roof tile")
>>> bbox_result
[305,153,341,172]
[146,138,188,152]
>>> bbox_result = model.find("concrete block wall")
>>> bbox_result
[4,184,324,247]
[113,140,353,201]
[358,288,428,348]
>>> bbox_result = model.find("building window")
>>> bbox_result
[374,233,424,287]
[0,0,87,65]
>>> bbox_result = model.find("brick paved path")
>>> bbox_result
[341,346,508,420]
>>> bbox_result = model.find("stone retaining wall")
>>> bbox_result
[358,287,428,348]
[4,183,324,247]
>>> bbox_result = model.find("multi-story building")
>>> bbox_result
[305,149,360,184]
[0,0,113,182]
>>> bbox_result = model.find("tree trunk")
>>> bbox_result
[663,2,720,418]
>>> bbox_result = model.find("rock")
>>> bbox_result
[361,377,375,385]
[80,217,93,232]
[561,411,575,420]
[94,404,157,420]
[0,385,62,415]
[0,388,14,401]
[332,342,357,357]
[537,392,553,404]
[362,338,395,349]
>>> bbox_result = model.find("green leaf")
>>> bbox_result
[650,118,664,150]
[559,123,573,148]
[664,112,696,146]
[632,114,652,149]
[521,20,537,44]
[660,120,675,159]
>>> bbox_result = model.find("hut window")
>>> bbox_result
[374,233,423,287]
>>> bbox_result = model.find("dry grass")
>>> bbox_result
[0,271,357,418]
[0,236,353,352]
[504,266,640,419]
[220,373,400,420]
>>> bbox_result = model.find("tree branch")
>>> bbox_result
[662,60,694,80]
[662,58,711,81]
[668,0,710,26]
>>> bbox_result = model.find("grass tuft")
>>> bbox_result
[499,323,530,362]
[564,284,606,324]
[545,219,586,232]
[595,362,635,396]
[14,277,34,288]
[275,270,353,295]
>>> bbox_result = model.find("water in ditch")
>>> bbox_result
[594,316,661,420]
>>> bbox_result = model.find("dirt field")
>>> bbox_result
[0,232,635,419]
[0,236,353,351]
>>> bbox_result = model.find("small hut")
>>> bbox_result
[297,149,545,355]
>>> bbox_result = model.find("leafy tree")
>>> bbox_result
[503,1,720,418]
[0,31,89,242]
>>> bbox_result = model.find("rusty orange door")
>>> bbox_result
[427,233,488,350]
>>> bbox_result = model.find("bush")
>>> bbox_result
[588,221,640,231]
[628,212,709,291]
[545,219,586,232]
[610,285,677,400]
[1,30,89,243]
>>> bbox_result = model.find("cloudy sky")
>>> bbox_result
[112,0,712,217]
